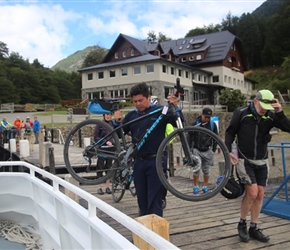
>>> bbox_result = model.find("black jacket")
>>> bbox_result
[188,116,218,152]
[225,104,290,160]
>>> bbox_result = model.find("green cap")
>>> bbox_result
[256,90,274,110]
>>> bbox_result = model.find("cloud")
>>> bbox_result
[0,0,263,68]
[0,4,78,67]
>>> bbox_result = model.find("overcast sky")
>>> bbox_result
[0,0,265,68]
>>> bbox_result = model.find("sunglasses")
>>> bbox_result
[257,98,276,104]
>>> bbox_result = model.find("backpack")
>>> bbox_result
[195,116,217,132]
[220,165,245,199]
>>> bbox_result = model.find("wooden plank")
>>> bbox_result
[79,184,290,250]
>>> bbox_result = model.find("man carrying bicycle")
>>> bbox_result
[122,82,179,217]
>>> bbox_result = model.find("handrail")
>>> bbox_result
[0,161,179,249]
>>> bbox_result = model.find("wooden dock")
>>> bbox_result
[22,142,290,249]
[81,184,290,250]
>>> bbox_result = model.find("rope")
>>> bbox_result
[0,220,41,250]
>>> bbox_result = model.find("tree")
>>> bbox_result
[0,77,20,103]
[0,41,9,59]
[147,31,158,43]
[185,24,221,37]
[237,13,263,69]
[219,89,247,112]
[220,12,240,35]
[147,31,171,43]
[82,46,108,68]
[262,2,290,66]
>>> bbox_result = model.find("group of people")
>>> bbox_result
[0,116,41,144]
[94,82,290,244]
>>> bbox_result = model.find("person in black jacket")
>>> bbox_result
[188,108,218,194]
[94,113,116,195]
[122,82,178,217]
[225,89,290,243]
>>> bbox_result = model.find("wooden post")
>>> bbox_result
[132,214,169,250]
[39,130,44,168]
[49,146,55,174]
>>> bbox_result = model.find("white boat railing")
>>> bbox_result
[0,161,179,250]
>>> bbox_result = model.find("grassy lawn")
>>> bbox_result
[36,111,67,115]
[42,122,77,128]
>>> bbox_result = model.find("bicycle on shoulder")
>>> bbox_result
[63,98,231,202]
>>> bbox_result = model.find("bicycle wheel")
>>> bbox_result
[128,179,136,196]
[63,119,121,185]
[111,169,126,203]
[156,126,231,202]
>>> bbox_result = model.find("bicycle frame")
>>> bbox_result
[91,104,194,166]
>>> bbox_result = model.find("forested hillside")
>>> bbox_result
[0,46,81,104]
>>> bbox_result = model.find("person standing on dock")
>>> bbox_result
[33,116,41,144]
[225,90,290,243]
[121,82,179,217]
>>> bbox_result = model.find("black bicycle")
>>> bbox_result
[111,145,136,202]
[63,98,231,202]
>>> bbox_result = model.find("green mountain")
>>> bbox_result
[51,46,96,72]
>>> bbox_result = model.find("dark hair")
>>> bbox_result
[130,82,150,98]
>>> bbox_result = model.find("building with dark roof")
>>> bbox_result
[79,30,254,105]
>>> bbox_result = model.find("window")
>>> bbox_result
[114,52,118,59]
[196,54,201,60]
[184,89,189,101]
[179,46,183,50]
[162,65,167,73]
[198,75,201,82]
[213,75,219,83]
[171,67,175,75]
[189,55,194,61]
[204,76,207,83]
[147,64,154,73]
[122,50,126,58]
[110,89,128,98]
[93,91,104,99]
[178,69,182,77]
[134,66,141,75]
[87,73,93,80]
[181,57,186,62]
[185,71,189,78]
[192,72,195,80]
[233,78,236,85]
[224,75,227,83]
[121,68,128,76]
[228,77,231,84]
[182,39,187,45]
[164,86,174,98]
[130,49,135,56]
[98,72,104,79]
[109,70,116,78]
